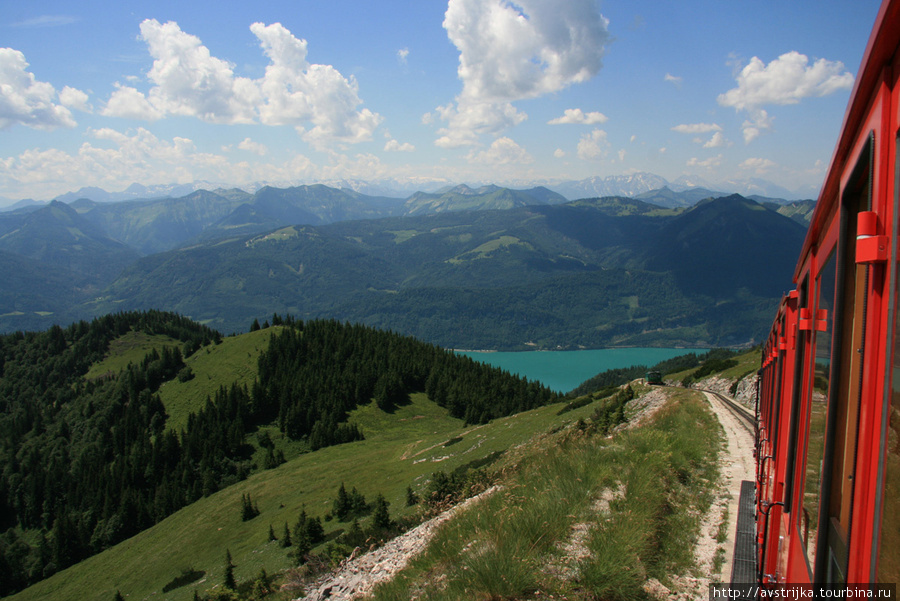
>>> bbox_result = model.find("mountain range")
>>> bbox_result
[0,181,809,349]
[0,170,817,211]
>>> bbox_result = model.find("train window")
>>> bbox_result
[784,276,809,515]
[802,250,836,571]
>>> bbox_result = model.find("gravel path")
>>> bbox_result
[296,486,501,601]
[699,390,755,584]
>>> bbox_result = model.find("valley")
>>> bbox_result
[0,182,783,600]
[1,314,760,601]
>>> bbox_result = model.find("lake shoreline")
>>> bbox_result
[458,347,710,394]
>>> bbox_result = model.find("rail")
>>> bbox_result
[699,388,756,433]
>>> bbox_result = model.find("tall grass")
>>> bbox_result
[371,388,721,601]
[579,392,721,599]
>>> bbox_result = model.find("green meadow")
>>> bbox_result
[8,370,601,601]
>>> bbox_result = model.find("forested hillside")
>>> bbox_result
[0,311,557,596]
[76,195,804,349]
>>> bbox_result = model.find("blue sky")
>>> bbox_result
[0,0,883,202]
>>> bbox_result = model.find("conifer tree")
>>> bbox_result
[268,524,277,542]
[306,516,325,544]
[223,549,236,590]
[333,483,350,521]
[406,486,419,507]
[280,523,292,548]
[372,494,392,530]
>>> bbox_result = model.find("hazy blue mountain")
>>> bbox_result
[63,195,804,349]
[635,186,725,208]
[0,200,139,284]
[402,184,567,215]
[549,172,669,200]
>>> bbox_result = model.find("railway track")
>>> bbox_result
[698,388,755,436]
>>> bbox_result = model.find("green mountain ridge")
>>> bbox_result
[0,186,808,349]
[0,311,559,599]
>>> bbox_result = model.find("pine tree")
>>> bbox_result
[240,493,259,521]
[306,516,325,544]
[405,486,419,507]
[372,494,392,530]
[333,483,350,521]
[280,523,292,548]
[268,524,277,542]
[223,549,236,590]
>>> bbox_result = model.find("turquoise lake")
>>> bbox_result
[458,348,708,394]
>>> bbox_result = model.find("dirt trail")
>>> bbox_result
[699,390,755,584]
[295,486,500,601]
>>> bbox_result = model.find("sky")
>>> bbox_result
[0,0,885,203]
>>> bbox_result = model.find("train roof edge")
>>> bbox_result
[797,0,900,282]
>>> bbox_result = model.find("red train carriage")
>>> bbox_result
[751,0,900,587]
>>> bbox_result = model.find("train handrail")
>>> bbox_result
[758,501,786,585]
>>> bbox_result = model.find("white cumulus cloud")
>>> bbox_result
[59,86,91,112]
[103,83,165,120]
[548,108,608,125]
[252,21,382,147]
[435,100,526,148]
[384,139,415,152]
[718,51,853,110]
[434,0,610,145]
[718,51,853,144]
[238,138,268,156]
[466,137,533,165]
[101,20,381,148]
[703,131,727,148]
[0,48,79,130]
[577,128,610,161]
[139,19,260,124]
[0,127,319,199]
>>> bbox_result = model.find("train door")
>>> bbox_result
[815,138,874,583]
[800,246,835,577]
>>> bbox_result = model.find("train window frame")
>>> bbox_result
[799,246,837,577]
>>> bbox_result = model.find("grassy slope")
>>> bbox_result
[8,348,599,601]
[667,348,760,384]
[371,387,723,601]
[84,331,182,380]
[158,327,277,433]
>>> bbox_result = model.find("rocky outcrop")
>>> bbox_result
[297,486,500,601]
[692,374,757,410]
